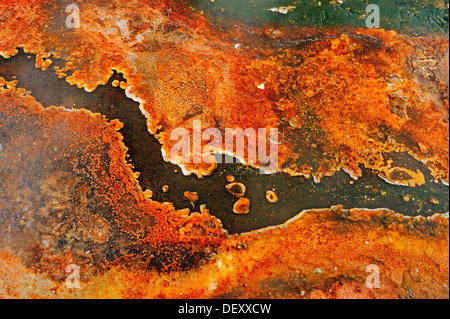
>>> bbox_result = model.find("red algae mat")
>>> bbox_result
[0,0,449,299]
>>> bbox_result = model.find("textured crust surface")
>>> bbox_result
[0,0,448,299]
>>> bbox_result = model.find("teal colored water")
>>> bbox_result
[191,0,449,35]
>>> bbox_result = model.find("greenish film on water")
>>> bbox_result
[191,0,449,35]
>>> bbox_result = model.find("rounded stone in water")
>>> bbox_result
[226,182,246,198]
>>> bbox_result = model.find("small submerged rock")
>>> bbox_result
[144,189,153,200]
[184,191,199,207]
[226,182,246,198]
[266,190,278,203]
[233,197,250,215]
[430,197,440,205]
[226,175,235,183]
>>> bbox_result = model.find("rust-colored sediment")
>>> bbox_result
[0,0,448,182]
[0,0,449,299]
[0,86,226,279]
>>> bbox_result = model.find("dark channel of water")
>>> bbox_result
[1,50,448,234]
